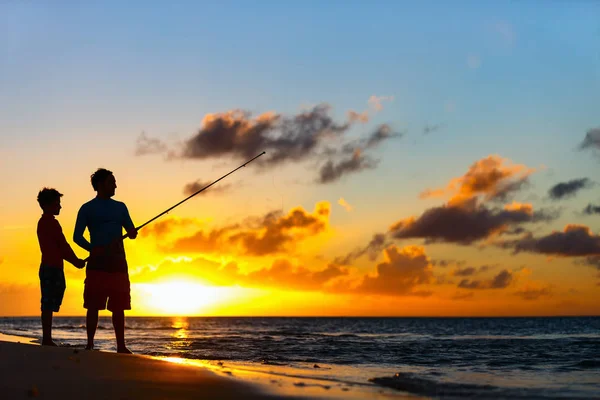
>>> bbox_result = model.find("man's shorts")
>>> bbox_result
[84,270,131,312]
[39,265,66,312]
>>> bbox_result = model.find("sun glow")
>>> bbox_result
[135,280,228,315]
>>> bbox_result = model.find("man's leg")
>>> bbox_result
[41,310,57,346]
[86,309,99,350]
[112,310,131,354]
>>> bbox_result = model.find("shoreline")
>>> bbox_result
[0,333,417,399]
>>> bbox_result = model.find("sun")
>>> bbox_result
[135,279,226,315]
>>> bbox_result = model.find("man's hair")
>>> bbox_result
[91,168,113,191]
[37,188,63,209]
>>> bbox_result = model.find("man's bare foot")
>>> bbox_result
[85,344,94,350]
[117,347,132,354]
[42,340,58,347]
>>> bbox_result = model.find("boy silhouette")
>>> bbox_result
[74,168,137,353]
[36,188,86,346]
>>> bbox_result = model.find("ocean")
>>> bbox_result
[1,316,599,399]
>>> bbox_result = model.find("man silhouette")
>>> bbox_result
[74,168,137,353]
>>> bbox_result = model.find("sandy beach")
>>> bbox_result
[0,334,413,400]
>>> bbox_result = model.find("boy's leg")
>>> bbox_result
[86,309,99,350]
[41,311,57,346]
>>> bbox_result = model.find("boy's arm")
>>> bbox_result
[57,222,81,267]
[73,206,92,251]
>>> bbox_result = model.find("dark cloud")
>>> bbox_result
[134,132,168,156]
[365,124,402,148]
[354,245,434,296]
[583,204,600,215]
[575,256,600,270]
[457,270,513,289]
[390,202,557,245]
[137,104,399,184]
[181,104,348,166]
[431,259,467,268]
[334,233,389,266]
[452,267,478,277]
[548,178,593,200]
[578,128,600,151]
[183,180,233,196]
[423,124,443,135]
[317,150,378,184]
[504,225,600,257]
[513,287,552,301]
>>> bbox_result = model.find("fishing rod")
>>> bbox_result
[84,151,265,261]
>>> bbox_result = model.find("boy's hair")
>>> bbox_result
[91,168,113,191]
[37,188,63,209]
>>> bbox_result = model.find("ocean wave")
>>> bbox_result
[369,373,583,399]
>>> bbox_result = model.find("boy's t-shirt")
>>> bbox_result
[37,213,78,269]
[74,197,135,273]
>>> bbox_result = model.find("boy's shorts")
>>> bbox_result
[84,270,131,312]
[39,265,66,312]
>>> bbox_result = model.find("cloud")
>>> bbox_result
[583,204,600,215]
[452,265,491,277]
[242,259,349,291]
[513,285,552,301]
[423,124,443,135]
[457,269,514,289]
[338,198,353,212]
[135,132,168,156]
[467,54,482,69]
[548,178,593,200]
[389,200,557,245]
[347,110,369,123]
[575,256,600,270]
[334,233,389,266]
[505,225,600,257]
[452,292,475,300]
[354,245,434,296]
[493,21,517,46]
[317,149,378,184]
[167,202,331,256]
[578,128,600,151]
[368,95,394,112]
[138,103,399,184]
[419,155,535,206]
[140,217,201,238]
[132,256,348,292]
[183,180,233,196]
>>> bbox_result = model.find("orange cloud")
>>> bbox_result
[420,155,535,206]
[141,217,203,238]
[513,283,553,301]
[504,202,533,214]
[338,198,353,212]
[347,110,369,123]
[166,202,331,256]
[354,245,434,296]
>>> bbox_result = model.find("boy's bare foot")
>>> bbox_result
[42,340,58,347]
[117,347,132,354]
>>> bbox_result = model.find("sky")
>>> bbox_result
[1,1,599,316]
